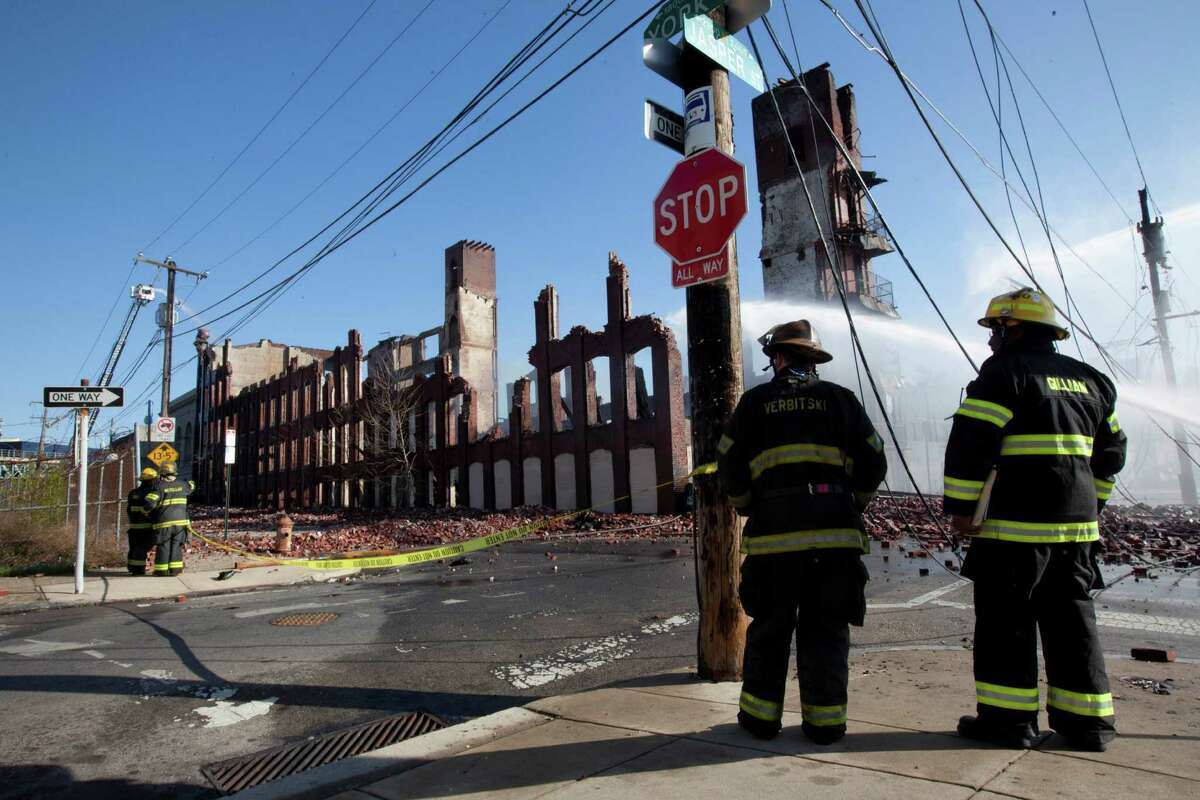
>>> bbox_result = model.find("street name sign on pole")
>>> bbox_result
[644,98,685,154]
[642,1,771,88]
[224,429,236,540]
[683,14,765,92]
[43,386,124,409]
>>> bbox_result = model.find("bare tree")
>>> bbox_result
[355,365,423,508]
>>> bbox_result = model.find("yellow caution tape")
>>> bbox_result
[187,461,721,571]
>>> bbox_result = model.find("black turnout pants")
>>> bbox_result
[127,530,154,573]
[964,539,1115,735]
[738,551,867,733]
[154,527,187,574]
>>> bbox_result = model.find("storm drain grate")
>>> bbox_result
[202,710,446,794]
[269,611,340,626]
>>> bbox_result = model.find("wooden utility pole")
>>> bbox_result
[135,254,207,417]
[682,9,747,681]
[1137,189,1198,505]
[33,403,48,468]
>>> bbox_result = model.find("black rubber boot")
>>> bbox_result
[737,710,780,741]
[1059,729,1114,752]
[801,721,845,745]
[958,715,1037,748]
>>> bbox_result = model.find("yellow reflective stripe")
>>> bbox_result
[1047,687,1113,717]
[169,561,184,569]
[143,494,159,501]
[717,435,734,455]
[749,443,850,479]
[944,475,985,501]
[977,519,1099,543]
[866,432,884,453]
[999,434,1093,457]
[739,690,782,722]
[153,564,169,572]
[127,559,146,566]
[153,520,191,529]
[956,398,1013,428]
[976,681,1039,711]
[128,505,145,513]
[692,462,718,476]
[1107,412,1121,433]
[160,498,188,506]
[742,529,867,555]
[1094,478,1114,500]
[729,491,752,509]
[801,703,847,726]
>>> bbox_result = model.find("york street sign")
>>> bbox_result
[43,386,124,408]
[644,98,685,154]
[643,0,722,41]
[654,148,748,266]
[683,14,765,92]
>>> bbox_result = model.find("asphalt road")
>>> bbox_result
[0,537,1194,799]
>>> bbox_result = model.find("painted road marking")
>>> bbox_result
[0,638,112,657]
[493,612,699,690]
[194,697,278,728]
[867,580,970,610]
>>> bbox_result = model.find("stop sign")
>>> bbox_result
[653,148,747,265]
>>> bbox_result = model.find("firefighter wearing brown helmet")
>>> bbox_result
[945,287,1127,752]
[719,320,887,744]
[144,461,195,577]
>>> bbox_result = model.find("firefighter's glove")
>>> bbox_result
[950,515,980,535]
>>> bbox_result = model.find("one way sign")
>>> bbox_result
[43,386,124,408]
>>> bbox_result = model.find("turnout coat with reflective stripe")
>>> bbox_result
[718,372,887,554]
[126,482,156,531]
[144,476,195,530]
[943,342,1127,541]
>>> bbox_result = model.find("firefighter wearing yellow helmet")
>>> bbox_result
[945,287,1127,751]
[718,320,887,744]
[143,461,195,576]
[125,467,159,575]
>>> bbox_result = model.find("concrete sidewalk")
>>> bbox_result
[234,649,1200,800]
[0,564,359,612]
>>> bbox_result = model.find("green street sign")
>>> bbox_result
[644,0,722,41]
[683,14,765,93]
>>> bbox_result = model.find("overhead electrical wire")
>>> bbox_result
[110,0,652,424]
[142,0,381,253]
[168,0,439,255]
[748,20,963,572]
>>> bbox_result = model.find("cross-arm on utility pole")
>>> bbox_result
[1137,189,1198,505]
[135,254,207,417]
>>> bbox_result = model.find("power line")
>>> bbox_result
[748,20,962,572]
[142,0,380,253]
[169,0,438,254]
[1080,0,1154,210]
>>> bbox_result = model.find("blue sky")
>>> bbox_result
[2,0,1197,447]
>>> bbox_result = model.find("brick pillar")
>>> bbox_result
[605,254,634,512]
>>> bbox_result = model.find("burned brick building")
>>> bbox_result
[189,244,688,514]
[752,63,897,315]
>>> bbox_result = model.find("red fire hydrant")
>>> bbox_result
[274,512,294,554]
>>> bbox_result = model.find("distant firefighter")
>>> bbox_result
[946,288,1127,751]
[145,461,194,577]
[125,467,158,575]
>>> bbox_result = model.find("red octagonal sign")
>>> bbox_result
[653,148,747,287]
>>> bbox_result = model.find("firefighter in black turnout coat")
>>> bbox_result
[125,467,158,574]
[719,320,887,744]
[144,461,194,577]
[945,288,1127,752]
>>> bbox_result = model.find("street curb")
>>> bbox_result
[0,570,361,616]
[228,706,553,800]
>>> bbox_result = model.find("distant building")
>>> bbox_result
[752,63,897,316]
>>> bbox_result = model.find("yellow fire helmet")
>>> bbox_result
[160,461,178,477]
[758,319,833,364]
[139,467,158,481]
[978,287,1069,340]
